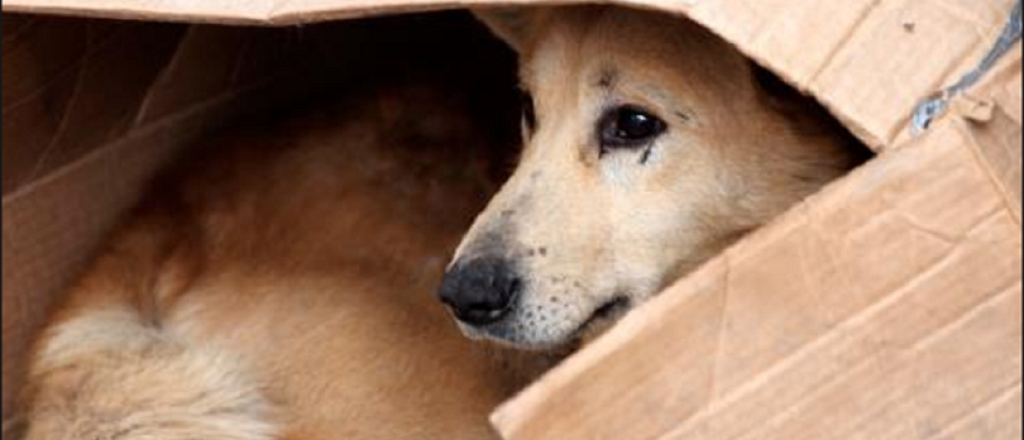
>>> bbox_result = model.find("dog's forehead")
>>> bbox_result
[524,10,724,89]
[520,18,586,90]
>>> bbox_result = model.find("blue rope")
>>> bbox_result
[911,0,1022,135]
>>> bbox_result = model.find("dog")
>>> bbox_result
[19,84,533,440]
[439,6,869,350]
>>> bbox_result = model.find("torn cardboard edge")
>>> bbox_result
[3,0,1021,151]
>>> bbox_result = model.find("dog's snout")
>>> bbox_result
[438,259,521,326]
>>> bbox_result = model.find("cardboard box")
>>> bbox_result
[2,0,1021,438]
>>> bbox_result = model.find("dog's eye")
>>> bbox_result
[521,91,538,134]
[598,106,667,150]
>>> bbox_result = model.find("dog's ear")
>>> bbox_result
[472,8,537,53]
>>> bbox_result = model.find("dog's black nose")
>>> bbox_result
[438,259,521,326]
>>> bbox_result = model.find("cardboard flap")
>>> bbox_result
[2,0,280,24]
[3,0,1020,150]
[1,0,563,24]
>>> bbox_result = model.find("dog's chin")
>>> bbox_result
[574,297,632,344]
[457,297,633,351]
[458,324,572,351]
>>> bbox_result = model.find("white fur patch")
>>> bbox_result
[36,308,160,370]
[27,309,280,440]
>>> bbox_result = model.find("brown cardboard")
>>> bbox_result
[1,16,186,195]
[0,16,385,196]
[1,0,1021,438]
[3,0,1019,150]
[960,48,1023,221]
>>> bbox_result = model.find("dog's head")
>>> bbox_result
[439,7,864,349]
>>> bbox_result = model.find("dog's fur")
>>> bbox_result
[20,6,867,438]
[446,7,868,349]
[20,86,531,440]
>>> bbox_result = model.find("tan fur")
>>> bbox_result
[22,86,532,439]
[450,7,867,348]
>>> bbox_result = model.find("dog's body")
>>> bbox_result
[440,7,867,348]
[21,6,867,439]
[21,87,525,440]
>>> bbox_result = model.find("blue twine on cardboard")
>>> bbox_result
[911,0,1022,135]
